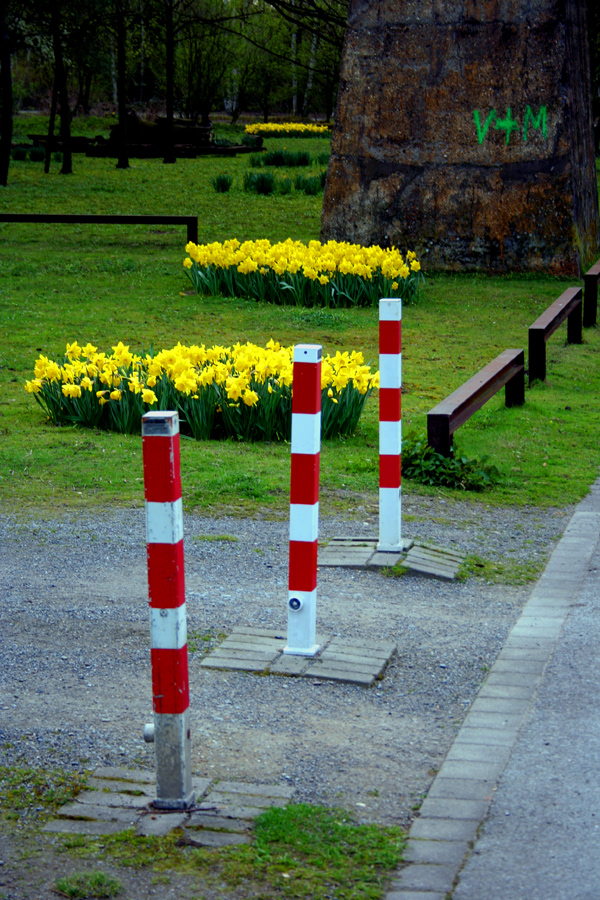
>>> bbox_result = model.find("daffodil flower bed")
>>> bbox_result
[244,122,330,136]
[183,238,424,307]
[25,340,379,441]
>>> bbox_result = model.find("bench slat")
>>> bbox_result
[529,287,582,340]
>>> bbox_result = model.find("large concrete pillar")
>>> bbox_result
[322,0,599,275]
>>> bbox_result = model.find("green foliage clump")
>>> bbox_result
[402,434,501,491]
[11,145,29,161]
[277,175,293,194]
[212,173,233,193]
[244,170,276,195]
[29,145,46,162]
[294,173,323,195]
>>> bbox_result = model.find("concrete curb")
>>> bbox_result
[384,490,600,900]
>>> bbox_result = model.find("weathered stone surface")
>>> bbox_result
[322,0,599,274]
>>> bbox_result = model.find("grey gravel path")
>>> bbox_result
[0,493,569,826]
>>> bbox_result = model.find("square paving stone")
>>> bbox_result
[270,655,310,675]
[74,790,150,809]
[186,814,251,833]
[405,839,470,866]
[56,802,141,825]
[92,766,154,784]
[42,818,132,836]
[390,863,458,892]
[136,812,187,836]
[409,817,478,842]
[181,830,250,847]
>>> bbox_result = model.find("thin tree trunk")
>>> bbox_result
[51,5,72,175]
[45,71,58,174]
[139,0,145,102]
[0,7,13,187]
[115,0,129,169]
[163,0,176,164]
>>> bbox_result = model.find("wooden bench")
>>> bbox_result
[584,259,600,327]
[0,213,198,245]
[528,286,582,384]
[427,349,525,457]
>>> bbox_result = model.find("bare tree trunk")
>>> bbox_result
[51,5,73,175]
[115,0,129,169]
[45,71,58,174]
[0,6,12,188]
[163,0,176,164]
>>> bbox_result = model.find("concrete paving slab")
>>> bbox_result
[317,651,387,671]
[182,829,251,847]
[42,818,133,836]
[86,777,156,795]
[200,657,273,672]
[426,778,496,801]
[186,814,251,833]
[477,682,534,700]
[303,666,376,685]
[409,817,479,842]
[452,726,519,746]
[195,803,270,818]
[56,802,141,825]
[390,863,460,891]
[270,654,310,675]
[205,646,278,660]
[92,766,155,784]
[74,790,150,809]
[481,672,542,689]
[468,696,530,714]
[136,813,186,836]
[404,839,470,865]
[417,797,489,820]
[444,743,511,764]
[437,759,505,782]
[460,711,523,729]
[368,551,403,567]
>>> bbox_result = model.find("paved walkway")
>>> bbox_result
[385,477,600,900]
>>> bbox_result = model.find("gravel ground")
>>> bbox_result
[0,493,570,830]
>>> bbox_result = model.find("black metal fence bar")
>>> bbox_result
[0,213,198,245]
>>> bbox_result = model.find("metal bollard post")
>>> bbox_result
[378,299,402,551]
[284,344,322,657]
[142,411,195,810]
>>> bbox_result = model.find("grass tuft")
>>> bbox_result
[53,871,122,899]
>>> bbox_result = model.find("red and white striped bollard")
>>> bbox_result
[142,410,194,809]
[378,299,402,551]
[284,344,322,656]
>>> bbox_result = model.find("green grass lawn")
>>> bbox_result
[1,120,599,517]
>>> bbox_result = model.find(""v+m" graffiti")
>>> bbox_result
[473,106,548,145]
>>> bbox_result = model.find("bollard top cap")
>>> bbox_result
[379,298,402,320]
[142,411,179,437]
[293,344,322,363]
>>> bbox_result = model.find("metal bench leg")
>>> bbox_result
[427,414,452,457]
[528,328,546,384]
